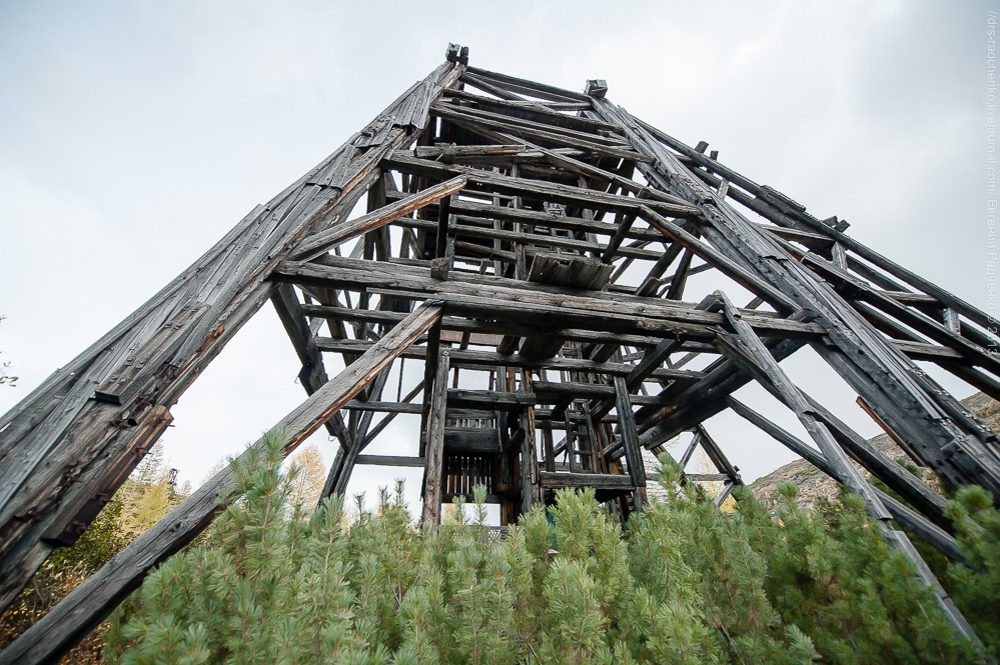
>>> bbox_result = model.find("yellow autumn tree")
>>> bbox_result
[286,444,327,510]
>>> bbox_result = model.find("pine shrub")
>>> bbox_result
[103,434,988,664]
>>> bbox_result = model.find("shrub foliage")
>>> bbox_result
[103,432,993,664]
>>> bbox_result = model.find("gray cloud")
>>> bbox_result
[1,0,993,501]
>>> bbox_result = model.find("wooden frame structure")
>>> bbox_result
[2,45,999,660]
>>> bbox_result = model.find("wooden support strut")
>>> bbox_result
[613,376,647,511]
[725,397,964,563]
[0,303,444,665]
[591,97,1000,501]
[712,293,977,640]
[294,175,467,261]
[421,348,451,530]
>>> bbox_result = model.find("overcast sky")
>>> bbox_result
[0,1,995,510]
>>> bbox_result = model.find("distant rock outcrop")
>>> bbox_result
[749,392,1000,510]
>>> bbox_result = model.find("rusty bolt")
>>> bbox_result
[94,492,111,506]
[65,521,88,535]
[60,472,82,487]
[18,508,43,523]
[111,415,136,429]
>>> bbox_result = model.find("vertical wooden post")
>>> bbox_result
[613,376,646,510]
[520,369,540,513]
[421,348,450,530]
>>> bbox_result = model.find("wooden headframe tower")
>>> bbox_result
[2,45,999,660]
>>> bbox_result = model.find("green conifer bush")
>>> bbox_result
[946,486,1000,659]
[103,433,990,664]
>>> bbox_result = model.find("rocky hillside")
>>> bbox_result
[749,392,1000,510]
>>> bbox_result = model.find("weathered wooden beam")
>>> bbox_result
[806,393,951,528]
[459,71,532,102]
[355,455,426,467]
[613,376,646,510]
[434,105,643,162]
[330,365,395,496]
[799,254,1000,376]
[539,471,632,489]
[443,87,619,134]
[275,258,827,341]
[0,302,444,665]
[664,248,694,301]
[270,284,351,447]
[712,309,888,519]
[520,370,540,513]
[436,102,632,150]
[447,389,536,410]
[383,152,698,218]
[314,338,705,382]
[640,206,797,313]
[725,397,963,562]
[711,303,976,638]
[420,348,451,530]
[294,176,467,260]
[384,188,667,242]
[465,66,593,103]
[693,424,743,486]
[393,215,665,262]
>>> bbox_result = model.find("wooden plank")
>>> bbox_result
[603,212,636,263]
[445,427,500,453]
[465,66,592,103]
[527,252,612,290]
[383,187,666,242]
[447,389,536,410]
[393,214,665,261]
[443,87,619,134]
[355,455,425,467]
[294,175,467,260]
[341,400,423,414]
[694,424,743,485]
[316,339,705,381]
[435,103,632,149]
[275,258,826,340]
[94,302,207,404]
[270,284,351,446]
[800,254,1000,375]
[684,473,729,482]
[383,152,697,218]
[633,338,806,451]
[520,370,540,512]
[539,471,632,489]
[460,71,532,102]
